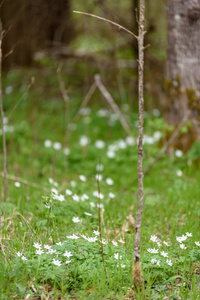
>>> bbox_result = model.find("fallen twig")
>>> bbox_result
[73,82,96,123]
[7,78,34,121]
[143,111,190,176]
[95,74,132,135]
[0,172,50,193]
[56,63,70,145]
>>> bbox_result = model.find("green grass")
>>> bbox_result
[0,67,200,299]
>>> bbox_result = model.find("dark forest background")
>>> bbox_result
[1,0,166,111]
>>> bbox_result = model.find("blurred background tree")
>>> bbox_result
[1,0,166,118]
[165,0,200,139]
[1,0,73,67]
[2,0,200,150]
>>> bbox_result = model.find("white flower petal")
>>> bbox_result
[44,140,52,148]
[79,175,86,182]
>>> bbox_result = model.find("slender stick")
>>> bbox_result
[7,79,34,121]
[0,172,50,192]
[97,156,106,274]
[0,20,7,201]
[95,74,133,136]
[143,111,190,176]
[73,11,138,40]
[56,64,70,146]
[73,82,97,122]
[134,0,145,264]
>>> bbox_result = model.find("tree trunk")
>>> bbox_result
[1,0,73,68]
[165,0,200,131]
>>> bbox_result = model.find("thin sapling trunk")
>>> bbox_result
[73,7,146,289]
[133,0,145,289]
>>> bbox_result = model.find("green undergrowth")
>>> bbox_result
[0,68,200,299]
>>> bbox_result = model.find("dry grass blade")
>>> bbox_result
[143,111,190,175]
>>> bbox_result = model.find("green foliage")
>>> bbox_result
[0,67,200,299]
[188,141,200,160]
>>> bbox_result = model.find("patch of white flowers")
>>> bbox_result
[147,248,159,254]
[147,231,196,268]
[176,234,188,243]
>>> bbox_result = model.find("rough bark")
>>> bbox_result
[132,0,145,290]
[165,0,200,128]
[134,0,145,264]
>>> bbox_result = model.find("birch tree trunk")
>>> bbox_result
[165,0,200,134]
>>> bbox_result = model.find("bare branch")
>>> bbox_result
[73,82,97,123]
[144,111,190,175]
[57,64,70,104]
[0,172,50,192]
[56,63,70,146]
[2,25,12,39]
[95,74,132,135]
[3,49,13,61]
[73,10,138,40]
[7,78,34,121]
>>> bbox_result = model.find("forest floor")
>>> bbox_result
[1,67,200,299]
